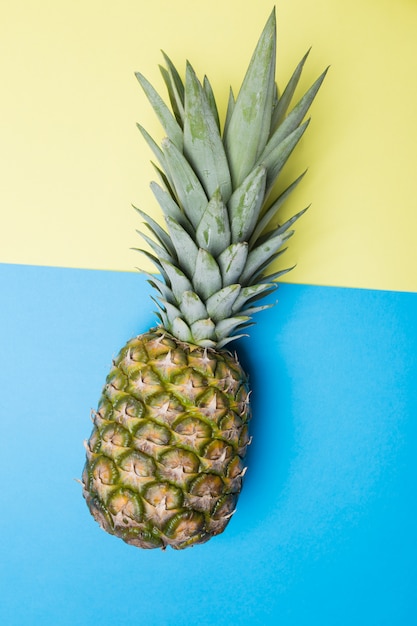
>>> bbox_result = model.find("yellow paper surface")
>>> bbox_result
[1,0,416,291]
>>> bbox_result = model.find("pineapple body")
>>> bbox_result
[83,329,250,549]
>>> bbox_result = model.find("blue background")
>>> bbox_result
[1,263,416,625]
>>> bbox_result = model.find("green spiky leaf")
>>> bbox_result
[228,165,267,243]
[224,9,276,187]
[161,52,185,100]
[135,72,183,151]
[179,291,208,325]
[192,248,222,300]
[232,283,276,313]
[257,206,309,246]
[162,138,208,229]
[159,62,184,127]
[249,171,306,246]
[264,68,328,161]
[196,190,231,257]
[144,272,175,303]
[136,124,167,173]
[190,318,216,342]
[260,120,310,196]
[137,231,174,263]
[134,206,176,257]
[206,284,241,322]
[239,232,290,285]
[223,87,235,138]
[156,298,182,323]
[165,217,198,278]
[184,63,232,202]
[160,260,193,302]
[203,75,221,132]
[150,182,192,233]
[217,243,248,286]
[171,316,193,342]
[215,316,251,340]
[271,48,311,129]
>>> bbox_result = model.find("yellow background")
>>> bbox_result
[1,0,416,292]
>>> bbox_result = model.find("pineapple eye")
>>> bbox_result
[164,511,206,545]
[119,450,156,479]
[100,423,131,449]
[133,419,171,446]
[202,439,233,463]
[142,481,183,510]
[157,448,200,487]
[107,488,144,525]
[172,415,212,443]
[105,369,128,393]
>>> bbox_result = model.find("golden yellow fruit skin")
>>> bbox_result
[82,329,251,550]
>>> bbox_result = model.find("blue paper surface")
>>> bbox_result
[1,263,416,625]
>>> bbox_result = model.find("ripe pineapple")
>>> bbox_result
[82,9,326,550]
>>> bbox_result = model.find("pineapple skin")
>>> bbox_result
[82,329,251,550]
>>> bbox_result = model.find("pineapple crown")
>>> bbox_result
[134,8,327,349]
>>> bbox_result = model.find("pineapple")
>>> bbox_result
[82,9,326,550]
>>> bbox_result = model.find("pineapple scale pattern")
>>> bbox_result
[82,330,251,549]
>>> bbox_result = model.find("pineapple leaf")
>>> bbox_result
[134,206,176,257]
[261,120,310,196]
[144,272,175,303]
[216,334,249,349]
[162,138,208,229]
[239,232,289,284]
[215,316,251,340]
[224,8,276,187]
[268,206,309,239]
[223,87,235,138]
[228,165,267,243]
[249,247,289,284]
[257,265,295,284]
[273,81,279,110]
[171,316,193,342]
[203,75,221,132]
[150,163,177,201]
[161,51,185,107]
[190,318,216,342]
[271,48,311,129]
[179,291,208,325]
[156,298,183,322]
[165,216,198,278]
[192,248,222,300]
[135,71,183,151]
[232,283,276,313]
[150,182,192,233]
[155,308,168,328]
[159,63,185,127]
[250,170,307,246]
[150,294,168,320]
[205,284,241,322]
[184,62,232,202]
[137,123,168,173]
[217,242,248,286]
[264,68,328,161]
[137,231,174,263]
[160,259,193,302]
[257,227,295,247]
[133,248,164,274]
[240,302,275,316]
[196,190,231,257]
